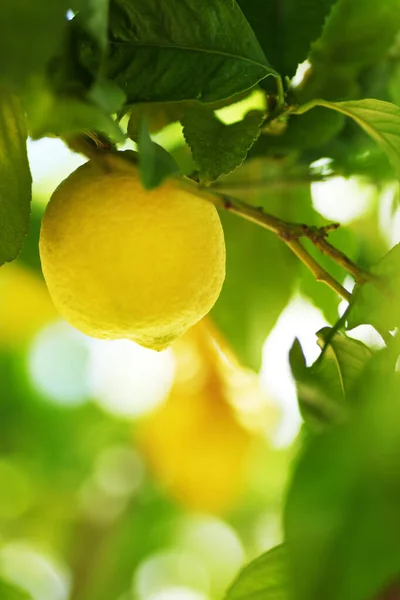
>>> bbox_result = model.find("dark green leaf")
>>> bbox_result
[225,545,288,600]
[0,92,32,266]
[347,243,400,331]
[106,0,276,104]
[289,329,371,431]
[237,0,336,78]
[0,0,69,89]
[301,0,400,100]
[138,119,180,189]
[0,578,32,600]
[297,99,400,177]
[182,106,264,183]
[285,365,400,600]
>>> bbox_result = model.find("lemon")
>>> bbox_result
[39,157,226,350]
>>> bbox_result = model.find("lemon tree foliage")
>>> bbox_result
[4,2,400,600]
[225,545,287,600]
[290,329,372,431]
[105,0,276,104]
[137,120,180,189]
[0,92,31,265]
[236,0,336,79]
[297,99,400,176]
[182,106,264,183]
[348,244,400,331]
[301,0,400,101]
[285,366,400,600]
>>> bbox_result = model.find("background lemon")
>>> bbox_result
[39,157,226,350]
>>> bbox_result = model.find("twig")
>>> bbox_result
[188,187,352,302]
[285,239,351,302]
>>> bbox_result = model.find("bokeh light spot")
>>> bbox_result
[28,321,90,406]
[87,339,175,418]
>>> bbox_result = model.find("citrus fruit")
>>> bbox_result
[39,157,226,350]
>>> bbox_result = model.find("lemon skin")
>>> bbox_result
[39,159,226,350]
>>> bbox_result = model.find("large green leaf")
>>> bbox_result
[224,545,288,600]
[182,106,264,183]
[0,92,32,266]
[237,0,336,78]
[347,243,400,332]
[285,363,400,600]
[296,99,400,177]
[106,0,275,104]
[301,0,400,100]
[289,328,372,431]
[0,0,70,90]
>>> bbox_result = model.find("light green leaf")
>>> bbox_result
[311,0,400,71]
[300,0,400,100]
[106,0,276,104]
[0,578,32,600]
[182,106,264,183]
[225,545,288,600]
[285,365,400,600]
[138,120,180,190]
[26,82,124,141]
[289,329,372,431]
[296,99,400,177]
[0,92,32,266]
[347,243,400,331]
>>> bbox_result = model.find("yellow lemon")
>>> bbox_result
[39,157,226,350]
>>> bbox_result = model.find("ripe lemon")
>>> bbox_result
[39,157,226,350]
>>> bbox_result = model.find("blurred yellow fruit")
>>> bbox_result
[139,320,256,514]
[39,157,226,350]
[0,264,56,346]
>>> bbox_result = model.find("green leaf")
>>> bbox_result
[0,0,70,89]
[289,329,372,431]
[106,0,276,104]
[212,194,298,371]
[77,0,109,51]
[0,578,32,600]
[224,545,288,600]
[297,99,400,177]
[26,82,124,141]
[311,0,400,71]
[138,119,180,189]
[347,243,400,331]
[284,365,400,600]
[0,92,32,266]
[301,0,400,100]
[237,0,336,78]
[182,106,264,183]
